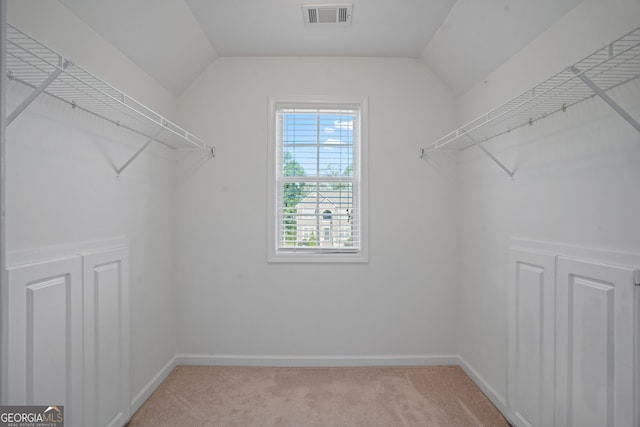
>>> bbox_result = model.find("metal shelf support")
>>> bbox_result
[7,57,68,125]
[570,65,640,134]
[467,135,515,179]
[420,136,515,179]
[115,127,164,176]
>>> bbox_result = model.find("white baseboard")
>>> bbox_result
[130,356,178,415]
[457,355,507,416]
[175,353,460,368]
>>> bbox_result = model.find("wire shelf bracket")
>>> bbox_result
[420,26,640,178]
[467,134,515,179]
[570,65,640,133]
[4,24,215,175]
[115,127,164,176]
[7,57,68,125]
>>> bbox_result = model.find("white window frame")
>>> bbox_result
[267,95,368,263]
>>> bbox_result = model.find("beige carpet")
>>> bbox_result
[128,365,509,427]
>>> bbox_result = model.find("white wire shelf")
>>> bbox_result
[5,24,214,174]
[421,26,640,177]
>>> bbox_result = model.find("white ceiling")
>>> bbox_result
[184,0,457,57]
[58,0,583,96]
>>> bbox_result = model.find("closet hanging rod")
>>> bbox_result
[420,25,640,177]
[431,26,640,152]
[4,24,214,160]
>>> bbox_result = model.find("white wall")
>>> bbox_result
[5,0,180,408]
[456,0,640,407]
[175,57,459,360]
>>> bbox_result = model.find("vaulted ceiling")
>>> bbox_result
[57,0,583,96]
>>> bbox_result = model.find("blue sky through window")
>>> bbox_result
[282,111,355,177]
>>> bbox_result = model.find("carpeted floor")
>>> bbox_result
[127,365,510,427]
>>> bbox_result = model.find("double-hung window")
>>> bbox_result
[268,96,368,262]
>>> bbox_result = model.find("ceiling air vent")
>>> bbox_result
[303,4,352,25]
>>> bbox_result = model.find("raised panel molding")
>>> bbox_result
[83,247,130,427]
[3,247,130,427]
[27,277,69,404]
[507,249,556,427]
[4,256,83,427]
[556,257,637,427]
[508,243,639,427]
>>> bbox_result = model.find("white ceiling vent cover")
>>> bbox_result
[303,4,352,25]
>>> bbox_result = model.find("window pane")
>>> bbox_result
[282,147,314,176]
[282,146,353,178]
[319,113,355,145]
[282,113,318,145]
[271,99,365,260]
[318,145,353,177]
[278,182,355,249]
[280,109,355,179]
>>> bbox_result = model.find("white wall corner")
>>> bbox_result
[457,355,508,418]
[130,355,178,416]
